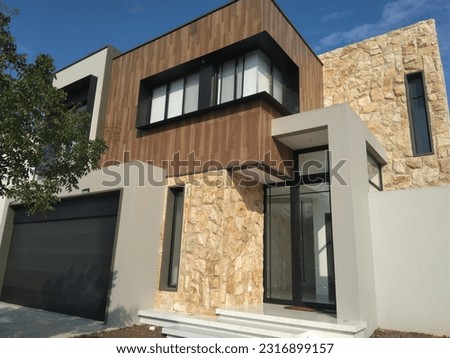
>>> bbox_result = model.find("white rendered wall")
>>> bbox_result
[53,46,120,140]
[0,162,167,328]
[369,186,450,336]
[0,47,120,231]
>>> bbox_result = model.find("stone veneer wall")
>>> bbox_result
[154,170,264,315]
[320,20,450,190]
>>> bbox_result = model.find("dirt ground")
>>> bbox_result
[74,325,447,338]
[75,325,163,338]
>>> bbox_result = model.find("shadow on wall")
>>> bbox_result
[231,172,264,214]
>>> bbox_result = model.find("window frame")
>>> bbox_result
[405,71,434,157]
[263,146,336,312]
[136,33,300,130]
[159,186,185,291]
[367,152,383,191]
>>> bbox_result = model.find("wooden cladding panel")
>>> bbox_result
[102,98,292,177]
[101,0,320,174]
[262,0,323,111]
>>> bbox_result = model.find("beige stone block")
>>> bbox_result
[406,158,423,169]
[392,175,412,188]
[363,102,379,114]
[384,91,395,100]
[424,166,440,185]
[422,156,439,169]
[401,43,416,56]
[392,160,406,174]
[439,158,450,174]
[370,88,384,102]
[371,55,385,67]
[411,171,425,187]
[434,123,450,137]
[173,302,188,313]
[393,85,406,97]
[403,57,423,71]
[357,95,371,107]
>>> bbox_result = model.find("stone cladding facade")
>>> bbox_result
[320,20,450,189]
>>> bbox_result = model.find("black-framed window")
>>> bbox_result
[406,72,433,156]
[149,72,200,124]
[144,50,288,126]
[36,75,97,177]
[217,50,285,106]
[63,75,97,116]
[367,152,383,191]
[159,187,185,291]
[136,32,300,130]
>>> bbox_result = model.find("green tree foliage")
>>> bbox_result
[0,9,107,214]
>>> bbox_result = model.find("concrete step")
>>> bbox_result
[139,309,309,338]
[163,324,259,338]
[139,305,367,338]
[216,307,367,337]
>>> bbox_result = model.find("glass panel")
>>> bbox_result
[149,84,167,123]
[243,51,258,97]
[273,67,284,104]
[298,190,335,305]
[298,150,328,176]
[167,78,184,118]
[184,72,199,114]
[168,189,184,287]
[300,182,330,194]
[367,154,382,190]
[236,56,244,99]
[407,73,432,155]
[257,51,271,94]
[411,97,432,154]
[219,59,235,104]
[265,187,292,301]
[408,75,424,98]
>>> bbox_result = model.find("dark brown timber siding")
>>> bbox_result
[101,0,322,176]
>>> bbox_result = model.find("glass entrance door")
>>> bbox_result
[264,149,336,311]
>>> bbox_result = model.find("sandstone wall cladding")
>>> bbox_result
[154,170,264,315]
[319,20,450,190]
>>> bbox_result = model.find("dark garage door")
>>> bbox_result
[0,191,120,321]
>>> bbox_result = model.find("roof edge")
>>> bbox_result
[55,45,122,74]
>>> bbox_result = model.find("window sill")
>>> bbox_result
[136,92,294,131]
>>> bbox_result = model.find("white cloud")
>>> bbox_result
[126,1,145,15]
[319,0,436,50]
[318,0,450,103]
[321,10,352,22]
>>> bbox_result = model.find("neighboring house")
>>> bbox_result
[0,0,449,337]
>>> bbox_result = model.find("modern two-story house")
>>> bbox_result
[0,0,449,337]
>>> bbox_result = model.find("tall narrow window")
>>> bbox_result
[160,187,185,290]
[406,72,433,156]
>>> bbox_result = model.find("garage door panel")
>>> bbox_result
[13,192,120,224]
[10,217,117,248]
[0,191,120,321]
[2,254,113,287]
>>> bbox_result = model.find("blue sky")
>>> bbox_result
[3,0,450,93]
